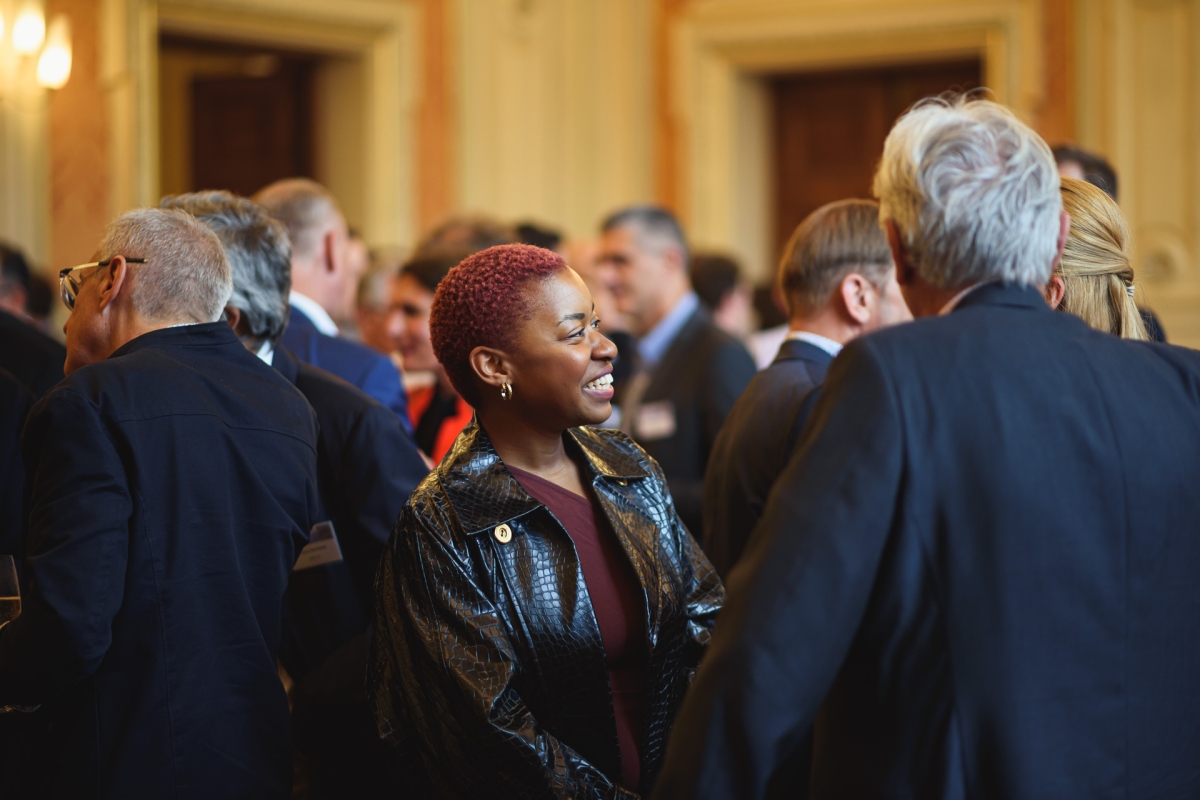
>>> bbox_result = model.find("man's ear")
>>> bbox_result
[1045,274,1066,310]
[1050,210,1071,273]
[884,220,915,288]
[97,255,133,312]
[224,305,242,332]
[468,346,512,392]
[839,273,875,325]
[321,230,338,275]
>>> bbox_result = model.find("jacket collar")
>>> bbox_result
[772,337,836,367]
[109,321,240,360]
[439,420,651,535]
[951,281,1050,314]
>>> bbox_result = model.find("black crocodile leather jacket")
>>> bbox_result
[368,420,724,799]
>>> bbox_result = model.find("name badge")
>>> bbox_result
[293,521,344,571]
[636,400,677,441]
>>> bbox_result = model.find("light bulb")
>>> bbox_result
[12,2,45,55]
[36,15,70,89]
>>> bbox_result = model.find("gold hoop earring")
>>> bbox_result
[500,382,513,401]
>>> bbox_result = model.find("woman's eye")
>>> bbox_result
[591,319,601,329]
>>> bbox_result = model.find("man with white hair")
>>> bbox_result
[653,96,1200,799]
[254,178,410,427]
[0,208,319,799]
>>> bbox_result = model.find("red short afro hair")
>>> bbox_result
[430,243,567,402]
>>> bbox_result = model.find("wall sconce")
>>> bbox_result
[12,2,45,56]
[36,15,69,88]
[0,0,70,90]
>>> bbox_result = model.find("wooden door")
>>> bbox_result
[191,60,315,197]
[771,59,981,256]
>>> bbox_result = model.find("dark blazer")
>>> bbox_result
[0,323,319,800]
[272,346,428,799]
[369,421,724,799]
[274,346,428,677]
[0,309,66,397]
[654,283,1200,800]
[0,368,32,558]
[281,305,410,428]
[701,337,833,578]
[629,307,756,537]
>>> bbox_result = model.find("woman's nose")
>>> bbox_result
[594,331,618,361]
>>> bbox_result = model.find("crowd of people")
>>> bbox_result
[1,94,1198,800]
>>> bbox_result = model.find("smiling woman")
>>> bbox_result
[367,244,725,799]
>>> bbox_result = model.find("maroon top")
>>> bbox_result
[508,465,647,791]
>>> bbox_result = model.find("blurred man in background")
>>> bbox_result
[0,243,66,397]
[597,205,756,535]
[0,208,318,799]
[690,252,757,341]
[254,178,410,425]
[702,198,909,580]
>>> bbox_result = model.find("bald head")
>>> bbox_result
[253,179,343,266]
[253,178,351,316]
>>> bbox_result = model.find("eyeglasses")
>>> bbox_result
[59,257,147,311]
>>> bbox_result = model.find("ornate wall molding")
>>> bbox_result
[99,0,421,249]
[670,0,1043,280]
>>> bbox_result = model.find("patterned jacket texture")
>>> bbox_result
[368,420,725,799]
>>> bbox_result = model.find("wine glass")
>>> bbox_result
[0,555,36,713]
[0,555,18,629]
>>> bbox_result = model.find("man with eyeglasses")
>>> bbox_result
[0,208,320,799]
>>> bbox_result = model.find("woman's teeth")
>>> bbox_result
[585,374,614,392]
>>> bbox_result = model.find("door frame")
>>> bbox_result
[668,0,1043,281]
[100,0,420,249]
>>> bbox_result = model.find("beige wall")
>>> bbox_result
[451,0,655,239]
[41,0,1200,343]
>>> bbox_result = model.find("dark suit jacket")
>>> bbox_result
[0,322,319,800]
[701,338,833,578]
[0,309,66,397]
[654,283,1200,800]
[281,306,410,429]
[273,346,427,679]
[0,368,32,559]
[630,307,756,536]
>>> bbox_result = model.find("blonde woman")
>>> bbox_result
[1046,177,1147,339]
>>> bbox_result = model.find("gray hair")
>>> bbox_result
[873,95,1063,289]
[161,191,292,344]
[601,204,690,267]
[252,178,340,264]
[99,208,232,323]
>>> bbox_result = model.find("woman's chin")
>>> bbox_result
[577,399,614,428]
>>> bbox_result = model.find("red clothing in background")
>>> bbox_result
[507,465,648,792]
[406,386,473,463]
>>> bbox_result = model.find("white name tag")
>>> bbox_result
[636,400,677,441]
[293,521,344,571]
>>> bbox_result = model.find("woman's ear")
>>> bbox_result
[468,346,512,390]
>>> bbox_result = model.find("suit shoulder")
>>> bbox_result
[295,359,381,417]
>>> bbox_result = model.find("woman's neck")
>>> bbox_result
[477,407,585,494]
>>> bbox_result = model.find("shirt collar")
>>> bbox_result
[637,291,699,367]
[256,339,275,366]
[289,291,339,336]
[785,329,843,358]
